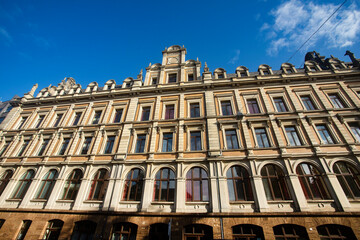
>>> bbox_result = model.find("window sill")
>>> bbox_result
[229,201,255,204]
[83,200,103,203]
[56,199,74,203]
[267,200,293,203]
[6,199,21,202]
[307,199,334,203]
[30,199,47,202]
[186,201,209,205]
[120,200,140,204]
[152,201,174,205]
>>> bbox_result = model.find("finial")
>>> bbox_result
[204,62,209,72]
[183,45,184,48]
[197,57,199,62]
[149,62,152,67]
[137,69,143,80]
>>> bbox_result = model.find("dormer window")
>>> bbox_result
[310,67,317,72]
[152,78,158,85]
[218,73,224,79]
[263,70,270,75]
[240,72,247,77]
[188,74,194,81]
[285,68,293,74]
[334,64,342,69]
[126,83,131,88]
[168,73,177,83]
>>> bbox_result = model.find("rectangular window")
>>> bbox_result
[152,77,158,85]
[316,125,335,144]
[255,128,270,148]
[141,107,151,121]
[18,140,30,156]
[225,130,239,149]
[168,73,177,83]
[35,115,45,128]
[0,142,10,156]
[81,137,92,155]
[135,134,146,153]
[273,97,288,112]
[162,133,173,152]
[240,72,247,77]
[72,112,82,126]
[285,126,302,146]
[349,123,360,142]
[263,70,270,75]
[328,93,346,108]
[285,68,293,74]
[247,99,260,114]
[18,117,28,129]
[310,67,317,72]
[113,109,123,123]
[92,111,102,124]
[165,105,175,119]
[104,136,115,154]
[58,138,70,155]
[190,131,201,151]
[16,220,31,240]
[188,74,194,81]
[221,100,233,115]
[0,117,4,124]
[218,73,224,78]
[301,96,316,110]
[38,139,50,156]
[190,103,200,118]
[53,114,63,127]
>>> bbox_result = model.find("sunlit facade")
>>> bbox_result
[0,46,359,239]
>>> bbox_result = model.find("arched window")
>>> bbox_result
[226,166,253,201]
[273,224,309,240]
[111,222,137,240]
[149,223,169,240]
[183,224,213,240]
[296,163,330,200]
[12,170,35,199]
[153,168,175,202]
[43,219,64,240]
[317,224,356,240]
[88,169,109,200]
[61,169,83,200]
[0,170,13,196]
[232,224,264,240]
[261,164,290,200]
[186,167,209,202]
[36,169,58,199]
[71,220,96,240]
[122,168,144,201]
[333,161,360,199]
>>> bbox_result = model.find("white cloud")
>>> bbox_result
[228,50,241,64]
[0,27,12,44]
[262,0,360,56]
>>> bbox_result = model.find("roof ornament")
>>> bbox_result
[149,62,151,67]
[24,83,38,98]
[137,69,143,80]
[204,62,209,72]
[197,57,199,62]
[345,50,360,68]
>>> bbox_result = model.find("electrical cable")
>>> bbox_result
[286,0,348,63]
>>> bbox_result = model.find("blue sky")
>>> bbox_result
[1,0,360,101]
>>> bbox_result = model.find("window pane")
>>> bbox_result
[113,109,123,123]
[274,97,288,112]
[221,101,233,115]
[301,96,316,110]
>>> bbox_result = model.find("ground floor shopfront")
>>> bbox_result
[0,210,359,240]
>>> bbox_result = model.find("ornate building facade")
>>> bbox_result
[0,46,359,239]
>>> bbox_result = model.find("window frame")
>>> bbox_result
[296,162,331,200]
[122,168,144,201]
[272,96,290,113]
[12,169,35,199]
[61,169,83,200]
[71,111,83,126]
[17,139,31,157]
[37,138,50,156]
[167,73,178,83]
[333,161,360,199]
[138,104,152,121]
[261,164,291,201]
[58,137,71,155]
[16,220,32,240]
[223,128,240,150]
[186,167,209,202]
[35,169,58,199]
[87,168,109,201]
[103,135,116,154]
[0,169,13,196]
[283,125,304,146]
[153,168,176,202]
[130,129,149,154]
[315,123,337,145]
[91,109,103,125]
[326,92,348,109]
[162,132,174,152]
[253,126,272,148]
[226,165,253,202]
[52,113,64,127]
[112,108,124,123]
[346,122,360,142]
[188,101,201,118]
[43,220,64,240]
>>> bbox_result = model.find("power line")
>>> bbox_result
[286,0,347,63]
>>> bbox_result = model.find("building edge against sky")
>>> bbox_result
[0,45,359,239]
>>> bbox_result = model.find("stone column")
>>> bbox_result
[61,104,74,127]
[73,165,91,210]
[140,164,152,211]
[109,164,124,211]
[175,162,185,212]
[209,162,220,212]
[115,98,139,160]
[259,88,272,113]
[204,91,221,156]
[101,100,113,124]
[80,102,94,125]
[250,160,268,212]
[4,134,20,157]
[102,164,117,210]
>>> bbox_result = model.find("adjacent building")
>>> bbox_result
[0,46,359,239]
